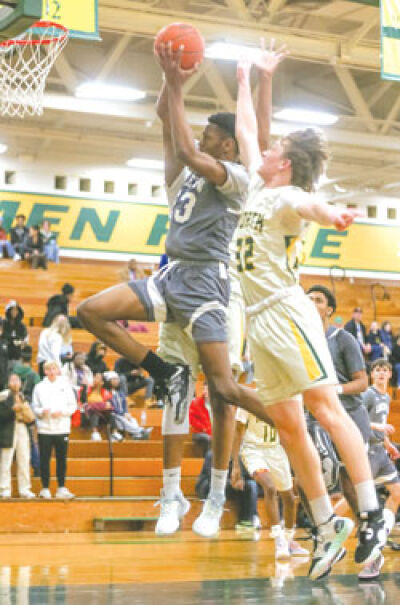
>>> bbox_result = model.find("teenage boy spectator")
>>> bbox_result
[345,307,370,357]
[0,374,35,498]
[9,345,40,402]
[0,319,8,390]
[9,214,28,260]
[41,219,60,264]
[189,384,212,457]
[0,217,13,258]
[43,283,79,328]
[23,225,47,270]
[86,342,108,375]
[32,361,76,499]
[3,301,28,362]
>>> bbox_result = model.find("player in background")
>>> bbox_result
[235,55,386,580]
[358,360,400,579]
[232,409,309,559]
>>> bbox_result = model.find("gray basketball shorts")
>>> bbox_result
[369,444,399,486]
[128,260,230,343]
[347,405,372,444]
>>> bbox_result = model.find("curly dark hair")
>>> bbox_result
[282,128,328,192]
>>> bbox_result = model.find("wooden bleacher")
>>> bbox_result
[2,259,400,532]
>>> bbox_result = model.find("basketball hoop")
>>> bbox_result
[0,20,68,118]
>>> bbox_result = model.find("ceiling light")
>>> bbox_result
[274,108,338,126]
[205,42,260,62]
[75,82,146,102]
[0,144,8,154]
[126,158,164,170]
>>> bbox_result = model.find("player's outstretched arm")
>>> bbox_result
[155,79,185,187]
[157,43,228,186]
[236,59,262,172]
[254,39,288,152]
[296,201,364,231]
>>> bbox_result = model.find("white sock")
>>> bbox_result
[210,468,228,503]
[271,524,282,539]
[383,508,395,536]
[162,467,181,500]
[354,480,379,513]
[310,495,333,526]
[284,527,295,543]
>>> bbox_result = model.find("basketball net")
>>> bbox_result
[0,21,69,118]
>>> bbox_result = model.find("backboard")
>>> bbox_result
[0,0,99,40]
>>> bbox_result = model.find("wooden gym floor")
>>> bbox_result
[0,529,399,604]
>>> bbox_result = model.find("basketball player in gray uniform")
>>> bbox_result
[360,359,400,579]
[77,43,279,536]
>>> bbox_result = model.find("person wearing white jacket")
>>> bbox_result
[37,315,72,378]
[32,361,77,499]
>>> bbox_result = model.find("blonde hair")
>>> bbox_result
[48,314,72,344]
[283,128,328,192]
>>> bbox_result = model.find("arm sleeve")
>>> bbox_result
[32,385,44,417]
[49,334,62,364]
[62,384,77,416]
[361,390,374,415]
[340,331,366,375]
[0,396,16,421]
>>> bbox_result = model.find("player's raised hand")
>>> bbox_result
[237,57,253,85]
[155,42,199,86]
[332,208,365,231]
[254,38,289,77]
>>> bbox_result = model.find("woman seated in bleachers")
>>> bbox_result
[81,372,112,442]
[41,220,60,264]
[104,371,152,441]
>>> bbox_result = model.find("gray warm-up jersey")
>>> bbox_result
[326,326,366,412]
[166,163,248,263]
[363,386,391,445]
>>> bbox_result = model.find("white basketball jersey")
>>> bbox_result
[236,408,279,448]
[236,172,308,306]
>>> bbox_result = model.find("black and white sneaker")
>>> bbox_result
[154,364,190,424]
[355,510,387,565]
[308,515,354,581]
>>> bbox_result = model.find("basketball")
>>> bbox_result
[154,22,205,70]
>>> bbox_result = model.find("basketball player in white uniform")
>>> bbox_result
[235,55,387,580]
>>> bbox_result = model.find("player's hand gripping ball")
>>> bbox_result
[154,23,205,70]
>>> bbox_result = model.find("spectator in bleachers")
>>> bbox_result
[104,371,152,441]
[0,217,13,258]
[3,300,28,363]
[0,374,35,498]
[391,334,400,390]
[189,384,212,457]
[23,225,47,270]
[82,372,112,441]
[9,345,40,402]
[0,319,8,390]
[37,315,72,377]
[120,258,145,282]
[367,321,386,362]
[43,283,78,328]
[9,214,28,261]
[41,220,59,264]
[344,307,370,356]
[380,320,394,360]
[32,361,76,499]
[114,356,153,400]
[86,341,109,375]
[62,352,93,395]
[8,345,41,478]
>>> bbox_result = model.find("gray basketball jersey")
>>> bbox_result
[166,162,248,264]
[326,326,366,412]
[362,386,391,444]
